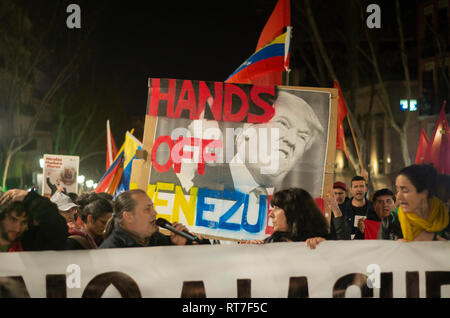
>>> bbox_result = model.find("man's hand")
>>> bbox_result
[324,190,342,217]
[361,168,369,182]
[305,237,326,249]
[357,217,366,233]
[0,189,28,205]
[169,222,190,245]
[247,240,265,244]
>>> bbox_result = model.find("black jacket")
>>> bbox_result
[264,230,337,243]
[99,227,173,249]
[100,226,211,248]
[21,190,69,251]
[378,209,403,240]
[329,214,352,240]
[339,199,376,239]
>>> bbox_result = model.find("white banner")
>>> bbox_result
[0,241,449,298]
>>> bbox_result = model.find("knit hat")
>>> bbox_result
[50,191,78,211]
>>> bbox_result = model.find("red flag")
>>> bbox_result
[256,0,291,51]
[95,153,123,193]
[106,120,118,171]
[250,0,290,85]
[424,102,450,174]
[226,31,290,84]
[364,219,381,240]
[415,128,429,164]
[251,72,283,86]
[334,80,349,157]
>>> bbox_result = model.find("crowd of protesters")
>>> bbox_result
[0,164,449,254]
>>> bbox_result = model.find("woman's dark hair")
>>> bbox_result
[76,192,102,207]
[103,189,147,239]
[397,164,438,198]
[77,198,113,223]
[270,188,329,242]
[96,192,113,202]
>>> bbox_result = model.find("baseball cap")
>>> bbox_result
[333,181,347,191]
[50,192,78,211]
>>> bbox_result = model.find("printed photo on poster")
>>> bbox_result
[42,154,79,197]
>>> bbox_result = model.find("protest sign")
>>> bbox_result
[42,154,79,197]
[0,241,449,298]
[130,79,338,240]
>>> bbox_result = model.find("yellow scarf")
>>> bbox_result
[398,196,449,241]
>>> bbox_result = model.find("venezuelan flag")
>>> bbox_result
[94,151,124,193]
[94,129,138,194]
[225,30,291,84]
[114,132,143,197]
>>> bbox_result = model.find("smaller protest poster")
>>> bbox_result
[42,154,79,197]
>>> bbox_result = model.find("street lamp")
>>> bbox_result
[77,175,85,184]
[86,180,94,188]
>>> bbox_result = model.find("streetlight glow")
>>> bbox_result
[77,175,85,184]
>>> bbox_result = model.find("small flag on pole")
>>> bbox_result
[424,102,449,174]
[226,0,291,85]
[415,128,429,164]
[334,80,349,158]
[225,30,291,84]
[255,0,291,51]
[106,120,118,171]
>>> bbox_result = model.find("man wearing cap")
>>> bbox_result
[50,191,82,235]
[333,181,348,205]
[0,188,68,251]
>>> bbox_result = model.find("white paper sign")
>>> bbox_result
[354,215,367,227]
[42,154,79,197]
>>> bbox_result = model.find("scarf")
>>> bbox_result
[398,196,449,241]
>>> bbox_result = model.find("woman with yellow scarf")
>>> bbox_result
[379,164,449,241]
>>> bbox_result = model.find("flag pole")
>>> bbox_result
[346,115,364,172]
[335,80,365,172]
[336,81,364,173]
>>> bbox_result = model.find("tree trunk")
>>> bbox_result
[396,0,412,167]
[399,132,411,168]
[2,137,33,190]
[361,0,412,167]
[304,0,337,81]
[305,0,368,173]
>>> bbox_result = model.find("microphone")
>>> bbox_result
[156,218,201,243]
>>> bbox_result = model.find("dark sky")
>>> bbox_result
[30,0,415,117]
[78,0,277,115]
